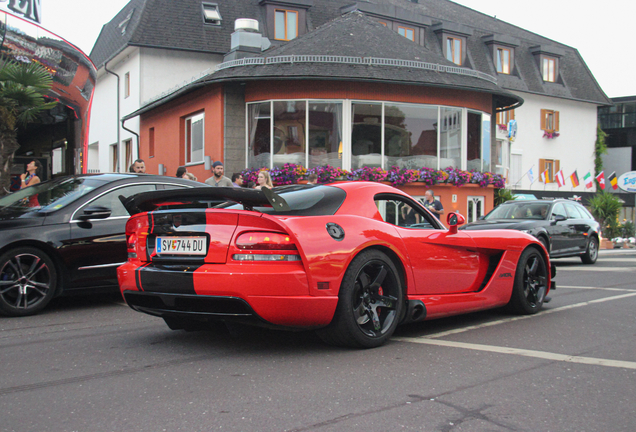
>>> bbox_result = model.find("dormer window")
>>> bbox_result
[482,35,519,76]
[530,45,564,84]
[275,9,298,40]
[398,26,415,41]
[446,36,463,65]
[433,23,472,67]
[202,3,222,25]
[542,56,556,82]
[496,47,511,74]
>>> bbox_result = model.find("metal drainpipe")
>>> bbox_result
[121,119,140,159]
[103,60,120,172]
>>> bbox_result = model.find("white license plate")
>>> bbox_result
[156,236,207,255]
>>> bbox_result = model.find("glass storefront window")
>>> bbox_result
[273,101,306,168]
[308,102,343,169]
[248,102,271,169]
[439,107,461,168]
[247,100,491,172]
[351,102,382,169]
[384,103,438,169]
[467,112,481,171]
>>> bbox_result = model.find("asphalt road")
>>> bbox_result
[1,249,635,432]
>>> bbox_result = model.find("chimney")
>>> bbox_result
[223,19,271,62]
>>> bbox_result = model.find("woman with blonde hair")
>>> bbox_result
[255,170,273,190]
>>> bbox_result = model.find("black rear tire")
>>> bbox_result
[580,236,599,264]
[317,250,403,348]
[507,247,548,315]
[0,247,58,317]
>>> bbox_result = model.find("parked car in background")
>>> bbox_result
[461,199,600,264]
[0,174,208,317]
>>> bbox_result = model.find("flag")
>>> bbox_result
[609,172,618,190]
[596,171,605,189]
[541,168,550,183]
[583,172,593,189]
[527,166,536,184]
[555,169,565,187]
[570,170,580,188]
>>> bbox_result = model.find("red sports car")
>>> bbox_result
[118,182,554,348]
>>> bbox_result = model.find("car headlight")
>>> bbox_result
[520,230,532,234]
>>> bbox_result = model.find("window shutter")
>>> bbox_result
[539,158,546,174]
[510,109,515,120]
[555,160,560,175]
[555,111,560,131]
[540,109,547,130]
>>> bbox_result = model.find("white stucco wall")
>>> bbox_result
[139,48,223,104]
[505,91,599,193]
[88,47,222,174]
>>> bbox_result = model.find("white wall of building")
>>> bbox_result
[139,48,223,104]
[88,47,222,174]
[504,91,599,193]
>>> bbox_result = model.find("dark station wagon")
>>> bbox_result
[461,199,600,264]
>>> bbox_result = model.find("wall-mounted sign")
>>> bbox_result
[0,0,41,23]
[617,171,636,193]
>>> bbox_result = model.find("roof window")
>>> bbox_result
[202,3,222,25]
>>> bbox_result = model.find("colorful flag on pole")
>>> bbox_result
[555,169,565,187]
[609,172,618,190]
[541,168,550,183]
[583,172,593,189]
[527,166,536,184]
[596,171,605,189]
[570,170,580,188]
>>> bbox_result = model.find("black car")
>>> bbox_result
[0,174,208,317]
[461,199,600,264]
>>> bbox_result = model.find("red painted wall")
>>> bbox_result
[245,80,492,114]
[139,85,223,181]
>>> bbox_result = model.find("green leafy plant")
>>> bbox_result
[588,191,622,238]
[594,125,608,190]
[494,188,516,206]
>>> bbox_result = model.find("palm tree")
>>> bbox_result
[0,58,57,195]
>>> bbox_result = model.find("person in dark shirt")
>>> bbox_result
[423,190,444,220]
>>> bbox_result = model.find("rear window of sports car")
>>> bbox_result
[221,185,346,216]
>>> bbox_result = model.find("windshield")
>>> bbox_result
[220,185,346,216]
[485,202,550,220]
[0,177,107,213]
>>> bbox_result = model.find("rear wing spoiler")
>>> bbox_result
[121,186,290,215]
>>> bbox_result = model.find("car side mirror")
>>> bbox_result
[78,205,112,220]
[447,212,466,234]
[551,214,567,224]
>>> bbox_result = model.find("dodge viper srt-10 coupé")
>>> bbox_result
[118,182,555,348]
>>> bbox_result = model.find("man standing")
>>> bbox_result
[231,173,244,187]
[423,189,444,220]
[132,159,146,173]
[205,161,233,187]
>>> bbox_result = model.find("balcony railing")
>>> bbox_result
[599,112,636,129]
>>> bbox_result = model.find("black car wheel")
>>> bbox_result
[507,247,547,315]
[0,247,58,317]
[317,250,403,348]
[580,236,599,264]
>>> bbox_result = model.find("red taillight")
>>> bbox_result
[236,232,297,250]
[125,216,148,259]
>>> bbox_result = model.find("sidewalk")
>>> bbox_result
[599,247,636,255]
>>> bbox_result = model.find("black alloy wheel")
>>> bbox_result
[507,247,548,315]
[0,247,57,317]
[581,236,599,264]
[317,250,403,348]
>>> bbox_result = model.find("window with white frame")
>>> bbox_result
[247,100,493,173]
[185,112,204,163]
[202,3,222,25]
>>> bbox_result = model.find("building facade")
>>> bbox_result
[90,0,609,216]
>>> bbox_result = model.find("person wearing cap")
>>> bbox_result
[205,161,233,187]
